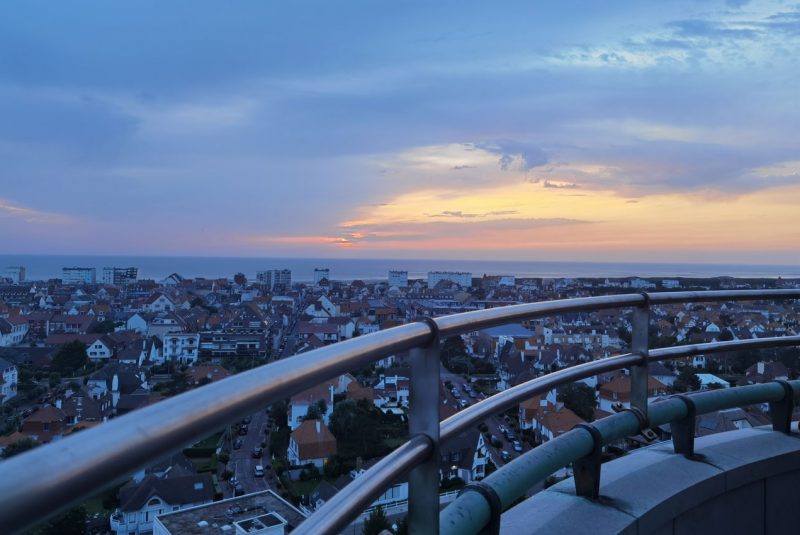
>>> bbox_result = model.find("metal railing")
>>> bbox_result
[440,379,800,534]
[0,289,798,534]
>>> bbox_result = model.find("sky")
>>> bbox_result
[1,0,799,264]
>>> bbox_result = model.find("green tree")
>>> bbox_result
[673,367,701,393]
[270,400,288,428]
[441,336,467,362]
[305,399,328,421]
[362,506,390,535]
[90,319,116,334]
[52,341,88,375]
[1,438,39,459]
[32,506,87,535]
[48,372,62,389]
[557,383,597,421]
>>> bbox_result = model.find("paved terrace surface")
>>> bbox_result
[501,426,800,534]
[155,489,306,534]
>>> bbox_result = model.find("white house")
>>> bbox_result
[288,383,335,430]
[0,317,28,347]
[110,474,214,535]
[0,358,18,404]
[86,337,114,361]
[287,419,337,469]
[126,314,147,335]
[696,373,730,390]
[303,296,338,319]
[142,293,176,314]
[161,334,199,365]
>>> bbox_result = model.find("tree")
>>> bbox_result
[673,367,701,393]
[305,399,327,421]
[362,506,390,535]
[31,506,87,535]
[90,319,116,334]
[234,272,247,286]
[441,336,467,361]
[270,400,288,428]
[557,383,597,421]
[1,438,39,459]
[52,341,88,375]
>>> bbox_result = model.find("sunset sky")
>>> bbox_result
[1,1,799,263]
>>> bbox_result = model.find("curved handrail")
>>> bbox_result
[0,289,797,534]
[440,380,800,534]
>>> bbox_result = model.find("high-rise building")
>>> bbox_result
[102,267,139,286]
[388,270,408,288]
[427,271,472,288]
[3,266,25,284]
[62,267,97,285]
[313,268,330,284]
[256,269,292,290]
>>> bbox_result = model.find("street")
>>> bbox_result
[439,363,530,468]
[224,408,275,497]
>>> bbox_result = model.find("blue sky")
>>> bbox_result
[1,1,798,262]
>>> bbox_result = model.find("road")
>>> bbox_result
[224,408,277,497]
[439,364,530,468]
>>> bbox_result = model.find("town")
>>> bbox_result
[1,265,799,535]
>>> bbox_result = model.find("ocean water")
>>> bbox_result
[1,255,799,282]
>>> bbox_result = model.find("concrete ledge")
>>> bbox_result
[500,427,800,534]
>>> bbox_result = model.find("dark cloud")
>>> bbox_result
[477,140,549,172]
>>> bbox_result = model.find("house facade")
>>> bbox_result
[287,419,337,469]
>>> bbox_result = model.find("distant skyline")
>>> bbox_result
[1,1,799,263]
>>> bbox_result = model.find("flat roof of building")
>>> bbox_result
[155,489,306,535]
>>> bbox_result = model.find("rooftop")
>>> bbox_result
[155,489,306,535]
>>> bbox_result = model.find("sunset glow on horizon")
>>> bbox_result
[1,1,798,264]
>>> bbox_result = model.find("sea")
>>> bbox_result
[1,255,799,282]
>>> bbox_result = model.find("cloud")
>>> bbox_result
[477,140,549,172]
[0,198,77,224]
[543,180,580,189]
[428,209,519,219]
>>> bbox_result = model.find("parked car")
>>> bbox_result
[238,425,249,436]
[233,438,243,450]
[501,451,511,462]
[252,446,263,458]
[234,483,245,496]
[513,440,523,452]
[499,425,508,436]
[459,399,469,408]
[506,432,516,442]
[242,416,252,425]
[490,435,502,448]
[254,465,265,477]
[469,391,477,399]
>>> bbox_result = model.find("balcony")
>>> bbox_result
[1,289,799,534]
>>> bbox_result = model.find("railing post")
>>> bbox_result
[630,294,650,420]
[409,318,441,535]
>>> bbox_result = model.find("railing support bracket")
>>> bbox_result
[671,394,697,457]
[769,380,794,434]
[458,481,502,535]
[573,423,603,499]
